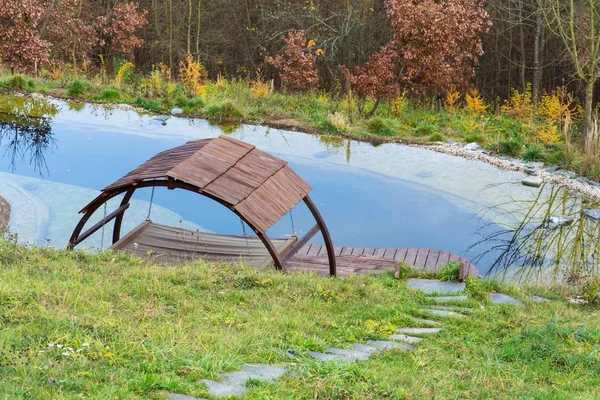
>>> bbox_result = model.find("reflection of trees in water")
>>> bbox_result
[0,97,58,175]
[473,184,600,283]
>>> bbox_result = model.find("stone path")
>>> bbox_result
[169,279,551,399]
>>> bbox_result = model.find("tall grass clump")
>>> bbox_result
[204,102,243,121]
[67,80,88,97]
[366,117,396,136]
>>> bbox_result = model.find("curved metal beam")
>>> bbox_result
[67,179,285,271]
[303,196,337,277]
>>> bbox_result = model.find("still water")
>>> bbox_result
[2,94,597,279]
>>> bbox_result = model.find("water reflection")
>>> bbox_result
[474,184,600,283]
[0,97,58,175]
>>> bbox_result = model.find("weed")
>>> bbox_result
[5,75,34,91]
[94,88,121,102]
[439,262,460,281]
[113,61,135,85]
[523,143,546,162]
[67,80,88,97]
[499,138,523,157]
[204,102,243,121]
[429,133,446,142]
[366,117,395,136]
[414,121,438,136]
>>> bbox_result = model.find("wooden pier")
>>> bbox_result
[286,244,478,278]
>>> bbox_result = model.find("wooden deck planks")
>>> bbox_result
[286,246,478,278]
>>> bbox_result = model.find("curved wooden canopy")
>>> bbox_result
[68,135,337,276]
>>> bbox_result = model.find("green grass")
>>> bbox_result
[0,241,599,399]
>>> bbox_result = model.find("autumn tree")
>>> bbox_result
[0,0,50,73]
[97,2,148,58]
[42,0,99,69]
[266,31,319,92]
[540,0,600,140]
[339,44,400,116]
[385,0,491,94]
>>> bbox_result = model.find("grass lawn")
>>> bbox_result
[0,241,599,399]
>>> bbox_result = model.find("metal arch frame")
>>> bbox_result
[67,178,337,276]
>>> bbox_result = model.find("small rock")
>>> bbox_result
[366,340,415,351]
[554,169,578,179]
[588,180,600,187]
[576,176,591,185]
[489,293,524,306]
[522,176,543,188]
[544,165,561,173]
[583,209,600,220]
[407,279,466,294]
[526,162,545,169]
[528,295,551,303]
[429,306,473,312]
[568,297,587,305]
[464,142,482,151]
[547,215,574,228]
[200,380,247,397]
[240,364,287,383]
[396,327,442,335]
[170,107,184,116]
[389,334,423,344]
[524,167,537,175]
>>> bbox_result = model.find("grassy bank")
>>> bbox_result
[1,241,599,399]
[1,70,599,181]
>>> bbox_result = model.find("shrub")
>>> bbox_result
[134,97,162,112]
[265,31,319,92]
[95,88,121,102]
[414,121,438,136]
[6,75,34,91]
[179,53,207,97]
[464,89,488,115]
[464,133,486,145]
[204,102,243,121]
[325,111,350,133]
[429,133,445,142]
[366,117,396,136]
[113,61,135,85]
[439,262,460,281]
[523,144,546,162]
[498,138,523,157]
[67,80,88,97]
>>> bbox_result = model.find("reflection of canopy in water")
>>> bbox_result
[68,135,337,276]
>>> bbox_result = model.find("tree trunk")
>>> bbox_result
[583,78,596,141]
[367,98,381,118]
[517,0,526,91]
[532,9,543,103]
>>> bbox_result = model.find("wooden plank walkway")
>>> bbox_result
[286,244,478,278]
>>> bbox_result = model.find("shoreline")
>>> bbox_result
[19,91,600,204]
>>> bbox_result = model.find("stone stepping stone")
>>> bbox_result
[528,295,551,303]
[409,317,444,327]
[429,305,473,312]
[489,293,524,306]
[429,295,469,303]
[325,348,372,361]
[366,340,415,351]
[219,364,287,386]
[200,379,247,397]
[407,279,465,294]
[396,327,442,335]
[389,334,423,344]
[424,309,467,318]
[350,343,378,353]
[522,176,543,187]
[307,351,343,361]
[169,394,208,400]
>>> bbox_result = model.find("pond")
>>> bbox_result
[1,94,598,281]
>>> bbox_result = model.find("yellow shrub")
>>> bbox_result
[213,78,228,92]
[250,80,270,99]
[538,86,579,124]
[113,62,135,85]
[501,87,534,121]
[392,91,409,117]
[179,53,207,97]
[537,124,561,144]
[340,91,357,115]
[445,88,461,112]
[464,89,488,115]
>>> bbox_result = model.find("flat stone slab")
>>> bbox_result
[554,169,578,179]
[350,343,378,353]
[325,348,372,361]
[396,327,442,335]
[407,279,465,294]
[200,379,247,397]
[430,295,469,302]
[169,394,208,400]
[583,209,600,221]
[424,309,467,318]
[307,351,343,361]
[409,317,444,326]
[389,334,423,344]
[220,364,287,386]
[528,295,551,303]
[489,293,524,306]
[522,176,543,187]
[366,340,415,351]
[430,306,473,312]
